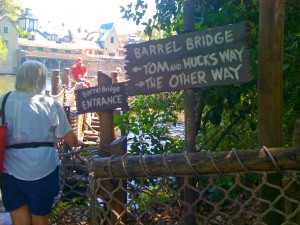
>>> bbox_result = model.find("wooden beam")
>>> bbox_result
[92,147,300,179]
[258,2,285,223]
[258,0,285,147]
[97,71,115,154]
[183,0,197,224]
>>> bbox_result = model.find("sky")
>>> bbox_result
[20,0,156,34]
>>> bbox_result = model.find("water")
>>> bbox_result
[0,75,51,96]
[0,75,15,95]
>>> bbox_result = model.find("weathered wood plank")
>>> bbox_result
[92,147,300,179]
[258,1,285,224]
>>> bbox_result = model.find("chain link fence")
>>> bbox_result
[88,174,294,224]
[47,87,91,224]
[88,150,300,225]
[46,85,300,225]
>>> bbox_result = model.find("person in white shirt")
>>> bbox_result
[0,60,83,225]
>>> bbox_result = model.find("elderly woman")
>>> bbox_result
[0,60,83,225]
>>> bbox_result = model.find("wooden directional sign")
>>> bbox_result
[75,83,128,114]
[125,22,252,96]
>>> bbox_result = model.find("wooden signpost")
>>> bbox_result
[75,83,127,114]
[75,22,252,112]
[75,21,253,225]
[125,21,252,96]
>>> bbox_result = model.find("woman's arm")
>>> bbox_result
[63,130,84,147]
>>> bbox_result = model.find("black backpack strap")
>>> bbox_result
[1,91,12,125]
[6,142,55,149]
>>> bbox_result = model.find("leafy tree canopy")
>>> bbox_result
[119,1,300,152]
[0,35,7,62]
[0,0,23,62]
[0,0,23,22]
[18,27,29,38]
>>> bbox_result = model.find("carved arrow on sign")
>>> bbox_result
[135,81,145,88]
[133,66,142,73]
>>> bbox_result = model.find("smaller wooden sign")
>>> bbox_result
[75,83,128,114]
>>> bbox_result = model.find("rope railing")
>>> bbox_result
[46,77,99,224]
[46,85,76,108]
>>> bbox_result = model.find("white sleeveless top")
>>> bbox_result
[0,91,72,180]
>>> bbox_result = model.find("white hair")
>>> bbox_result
[15,60,47,93]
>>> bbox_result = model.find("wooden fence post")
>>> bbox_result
[97,71,115,150]
[110,70,127,223]
[97,71,119,224]
[111,71,118,84]
[51,69,61,95]
[62,68,70,89]
[111,137,127,223]
[183,0,197,224]
[258,1,285,224]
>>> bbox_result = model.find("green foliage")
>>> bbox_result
[114,93,184,155]
[51,198,90,224]
[0,0,23,63]
[195,82,258,151]
[132,92,183,124]
[18,28,29,38]
[120,1,300,150]
[0,75,14,95]
[0,35,8,63]
[209,176,237,201]
[127,177,180,213]
[119,0,148,28]
[187,1,260,151]
[117,2,300,221]
[121,0,184,39]
[282,3,300,146]
[120,1,260,153]
[0,0,23,22]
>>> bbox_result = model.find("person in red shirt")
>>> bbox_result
[71,57,91,88]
